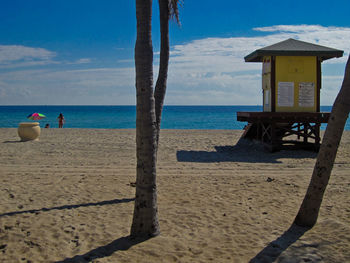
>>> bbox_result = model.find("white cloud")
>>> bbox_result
[321,75,344,105]
[0,45,94,68]
[165,24,349,105]
[0,68,135,105]
[253,25,350,63]
[0,45,56,67]
[0,25,349,105]
[71,58,92,64]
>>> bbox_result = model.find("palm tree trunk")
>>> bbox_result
[154,0,170,146]
[294,56,350,227]
[131,0,160,238]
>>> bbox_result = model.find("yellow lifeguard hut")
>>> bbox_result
[237,38,343,151]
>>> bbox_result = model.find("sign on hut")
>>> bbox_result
[237,38,343,152]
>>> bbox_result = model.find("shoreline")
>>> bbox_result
[0,129,349,262]
[3,105,348,131]
[1,127,346,131]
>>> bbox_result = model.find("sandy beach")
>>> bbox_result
[0,128,349,262]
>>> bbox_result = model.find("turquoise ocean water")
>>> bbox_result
[0,105,349,130]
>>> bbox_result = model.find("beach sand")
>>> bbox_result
[0,128,349,263]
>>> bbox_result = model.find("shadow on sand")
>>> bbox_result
[1,197,139,262]
[177,139,317,164]
[0,198,135,218]
[3,140,23,143]
[55,236,148,263]
[249,223,310,262]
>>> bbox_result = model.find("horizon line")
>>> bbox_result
[0,104,334,107]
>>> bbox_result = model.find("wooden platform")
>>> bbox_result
[237,112,330,152]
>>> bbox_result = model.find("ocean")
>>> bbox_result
[0,105,349,130]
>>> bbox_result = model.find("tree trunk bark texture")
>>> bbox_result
[154,0,170,146]
[131,0,160,238]
[294,56,350,227]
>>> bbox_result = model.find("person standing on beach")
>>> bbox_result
[57,113,65,128]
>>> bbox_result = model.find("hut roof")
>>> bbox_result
[244,38,343,62]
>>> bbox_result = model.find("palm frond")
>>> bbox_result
[169,0,182,24]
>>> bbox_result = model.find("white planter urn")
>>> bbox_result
[18,122,41,141]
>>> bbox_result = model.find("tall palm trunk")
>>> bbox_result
[131,0,180,238]
[154,0,170,146]
[131,0,160,237]
[294,56,350,227]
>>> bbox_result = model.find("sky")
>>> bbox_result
[0,0,349,105]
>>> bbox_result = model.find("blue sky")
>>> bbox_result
[0,0,349,105]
